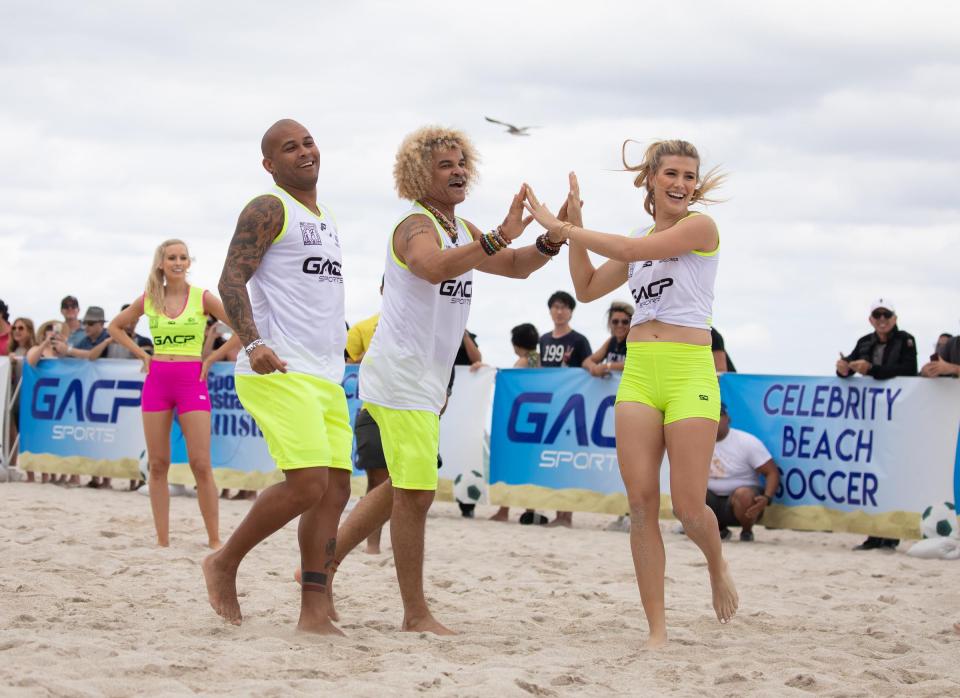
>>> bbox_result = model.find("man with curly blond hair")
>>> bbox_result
[301,125,569,634]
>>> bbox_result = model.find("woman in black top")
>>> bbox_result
[583,301,633,378]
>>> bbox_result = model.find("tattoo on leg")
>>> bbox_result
[301,571,328,593]
[324,538,337,570]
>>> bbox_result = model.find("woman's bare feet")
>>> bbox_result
[402,614,457,635]
[202,551,242,625]
[710,561,739,624]
[208,539,223,550]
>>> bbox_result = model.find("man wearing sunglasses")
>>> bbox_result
[836,297,917,551]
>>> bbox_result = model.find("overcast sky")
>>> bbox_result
[2,1,958,372]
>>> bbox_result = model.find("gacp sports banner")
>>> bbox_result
[17,359,364,488]
[488,369,960,539]
[16,359,490,497]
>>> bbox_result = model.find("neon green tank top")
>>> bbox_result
[144,286,207,357]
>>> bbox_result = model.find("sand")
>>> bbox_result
[1,482,959,697]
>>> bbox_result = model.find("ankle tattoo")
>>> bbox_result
[301,571,328,593]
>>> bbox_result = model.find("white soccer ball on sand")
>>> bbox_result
[453,469,485,505]
[920,502,958,539]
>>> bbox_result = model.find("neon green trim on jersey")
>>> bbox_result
[144,285,207,357]
[389,204,451,270]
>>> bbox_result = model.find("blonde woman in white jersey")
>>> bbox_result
[202,120,352,636]
[523,140,738,649]
[303,126,562,635]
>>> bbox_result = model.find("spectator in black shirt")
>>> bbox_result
[930,333,953,363]
[921,334,960,378]
[836,297,917,551]
[836,298,917,381]
[711,327,736,373]
[539,290,592,368]
[583,301,633,377]
[540,291,592,528]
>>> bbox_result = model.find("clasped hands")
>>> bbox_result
[520,172,584,244]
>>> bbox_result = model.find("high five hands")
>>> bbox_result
[522,172,583,242]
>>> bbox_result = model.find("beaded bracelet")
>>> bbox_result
[479,233,497,256]
[535,233,562,257]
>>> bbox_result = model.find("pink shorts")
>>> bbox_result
[141,361,211,414]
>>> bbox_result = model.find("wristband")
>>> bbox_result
[244,338,265,356]
[761,494,772,504]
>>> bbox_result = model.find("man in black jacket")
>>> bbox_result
[835,297,917,551]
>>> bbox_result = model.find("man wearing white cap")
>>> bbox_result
[835,297,917,550]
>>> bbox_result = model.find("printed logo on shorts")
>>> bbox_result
[699,394,709,401]
[301,222,324,246]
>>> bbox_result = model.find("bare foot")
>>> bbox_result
[402,614,457,635]
[710,561,739,624]
[953,622,960,635]
[208,539,223,550]
[545,517,572,528]
[157,538,170,548]
[643,630,668,649]
[489,507,509,522]
[364,543,381,555]
[296,614,345,636]
[202,551,242,625]
[294,568,339,621]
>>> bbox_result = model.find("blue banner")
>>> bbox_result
[488,369,960,538]
[19,360,364,486]
[490,368,620,492]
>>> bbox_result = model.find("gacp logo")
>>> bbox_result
[302,256,342,277]
[506,391,616,448]
[31,377,142,422]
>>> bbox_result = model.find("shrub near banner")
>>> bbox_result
[488,370,960,540]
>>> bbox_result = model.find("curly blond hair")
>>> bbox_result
[622,139,725,217]
[393,126,480,201]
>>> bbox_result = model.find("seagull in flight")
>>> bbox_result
[484,116,538,136]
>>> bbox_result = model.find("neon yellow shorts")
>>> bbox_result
[235,372,352,471]
[615,342,720,425]
[364,402,439,491]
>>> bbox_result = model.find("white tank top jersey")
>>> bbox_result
[234,186,346,384]
[359,202,473,414]
[627,212,718,331]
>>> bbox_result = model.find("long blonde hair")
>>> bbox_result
[622,139,725,217]
[145,239,189,313]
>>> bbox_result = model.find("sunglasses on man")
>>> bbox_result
[871,310,893,320]
[83,320,102,326]
[610,318,631,326]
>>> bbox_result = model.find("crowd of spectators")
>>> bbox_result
[2,290,958,544]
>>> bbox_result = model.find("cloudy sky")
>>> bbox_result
[2,1,958,372]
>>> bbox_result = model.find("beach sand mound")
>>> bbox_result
[1,483,959,696]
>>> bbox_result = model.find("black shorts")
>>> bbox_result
[706,487,763,528]
[354,409,387,471]
[354,408,443,471]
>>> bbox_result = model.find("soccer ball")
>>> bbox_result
[920,502,958,539]
[453,469,485,505]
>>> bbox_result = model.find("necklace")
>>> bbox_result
[417,200,459,243]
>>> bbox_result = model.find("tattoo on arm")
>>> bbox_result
[301,571,328,593]
[218,195,284,346]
